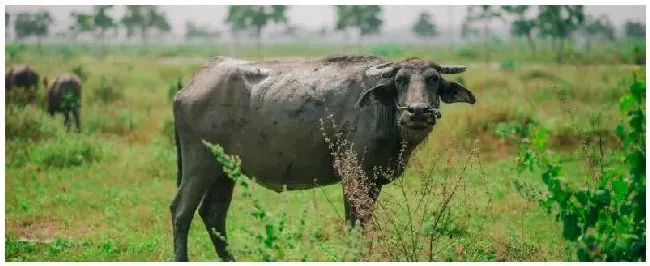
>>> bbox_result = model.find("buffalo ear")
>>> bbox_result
[440,79,476,104]
[356,84,395,108]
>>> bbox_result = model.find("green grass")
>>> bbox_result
[4,42,643,261]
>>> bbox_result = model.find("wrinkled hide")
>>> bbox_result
[170,55,476,262]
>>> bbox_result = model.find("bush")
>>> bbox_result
[500,59,518,71]
[93,75,123,105]
[85,110,138,135]
[457,47,480,59]
[515,69,646,261]
[5,105,61,141]
[28,135,107,168]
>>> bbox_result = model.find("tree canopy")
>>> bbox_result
[411,11,438,39]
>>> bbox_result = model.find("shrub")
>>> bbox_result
[84,110,138,135]
[203,141,302,261]
[500,59,518,71]
[457,47,480,59]
[93,75,123,105]
[515,70,645,261]
[28,135,107,168]
[5,105,61,141]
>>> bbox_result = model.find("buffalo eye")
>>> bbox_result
[426,73,439,83]
[395,75,409,86]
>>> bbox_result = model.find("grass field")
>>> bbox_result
[4,42,645,261]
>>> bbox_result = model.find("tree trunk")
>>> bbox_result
[484,23,490,66]
[551,37,557,52]
[358,28,363,51]
[526,33,536,54]
[449,5,454,51]
[256,26,262,59]
[556,38,565,63]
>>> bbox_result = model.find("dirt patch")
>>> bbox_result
[6,218,63,242]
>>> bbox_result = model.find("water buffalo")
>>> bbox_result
[44,73,83,133]
[5,64,40,92]
[170,55,476,261]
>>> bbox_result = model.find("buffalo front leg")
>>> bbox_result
[170,140,217,262]
[343,183,382,228]
[199,176,236,262]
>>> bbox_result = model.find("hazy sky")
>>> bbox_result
[5,5,647,36]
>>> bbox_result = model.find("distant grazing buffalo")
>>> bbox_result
[44,73,83,133]
[170,55,476,261]
[5,64,40,92]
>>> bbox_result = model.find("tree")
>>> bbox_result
[501,5,537,53]
[120,5,145,41]
[411,11,438,42]
[465,5,503,65]
[32,11,52,42]
[5,12,10,39]
[13,11,52,43]
[624,21,645,39]
[69,11,94,41]
[224,5,288,58]
[93,5,116,41]
[536,5,585,62]
[145,6,171,38]
[335,5,383,45]
[14,13,32,40]
[583,14,615,51]
[460,19,479,40]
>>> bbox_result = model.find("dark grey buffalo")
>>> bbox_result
[5,64,40,92]
[44,73,83,133]
[171,55,476,261]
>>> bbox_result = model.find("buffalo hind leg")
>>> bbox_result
[199,176,236,262]
[63,110,71,132]
[170,140,217,262]
[72,107,81,133]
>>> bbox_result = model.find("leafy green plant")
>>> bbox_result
[493,117,539,141]
[29,135,106,168]
[203,141,296,261]
[5,104,61,141]
[516,70,646,261]
[61,91,81,111]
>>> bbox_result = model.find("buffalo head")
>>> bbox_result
[357,58,475,132]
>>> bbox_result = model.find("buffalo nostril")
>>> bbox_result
[407,104,433,115]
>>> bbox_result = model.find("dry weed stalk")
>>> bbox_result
[319,109,491,261]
